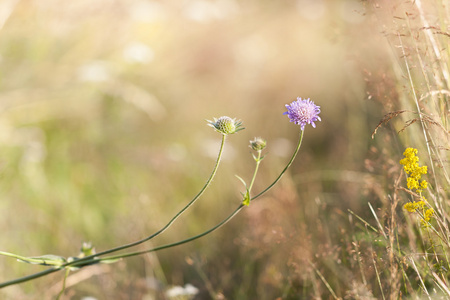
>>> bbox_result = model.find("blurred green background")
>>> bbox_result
[0,0,396,299]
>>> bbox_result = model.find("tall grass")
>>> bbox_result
[0,0,449,299]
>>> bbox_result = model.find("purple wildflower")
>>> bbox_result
[283,97,321,130]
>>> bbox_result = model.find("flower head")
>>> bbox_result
[249,137,267,151]
[283,97,321,130]
[207,116,244,135]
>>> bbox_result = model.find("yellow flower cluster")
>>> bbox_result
[399,148,428,193]
[401,148,433,227]
[421,207,435,227]
[404,200,426,212]
[404,200,434,226]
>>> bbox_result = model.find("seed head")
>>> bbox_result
[207,116,244,135]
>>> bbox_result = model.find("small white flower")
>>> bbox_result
[166,284,199,299]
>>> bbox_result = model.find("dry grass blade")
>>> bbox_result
[409,257,431,299]
[397,113,448,135]
[398,118,419,133]
[308,261,340,300]
[420,114,450,137]
[348,209,379,233]
[368,202,387,239]
[372,110,409,139]
[418,89,450,102]
[396,186,421,199]
[432,271,450,296]
[371,252,386,300]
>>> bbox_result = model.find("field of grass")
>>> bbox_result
[0,0,449,299]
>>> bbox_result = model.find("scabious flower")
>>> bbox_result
[207,116,244,135]
[283,97,321,130]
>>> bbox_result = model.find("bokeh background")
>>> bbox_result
[0,0,422,299]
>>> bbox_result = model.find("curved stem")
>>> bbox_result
[0,135,227,288]
[0,129,305,288]
[72,129,306,265]
[0,268,60,288]
[252,129,304,201]
[67,134,226,264]
[72,205,245,266]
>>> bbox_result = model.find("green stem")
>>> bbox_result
[102,136,224,251]
[73,205,244,265]
[56,269,70,300]
[0,135,227,288]
[252,129,304,201]
[0,129,305,287]
[66,134,226,263]
[72,129,306,265]
[0,268,59,288]
[248,150,262,193]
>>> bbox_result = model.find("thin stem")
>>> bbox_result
[0,135,227,288]
[252,129,304,201]
[72,205,244,266]
[64,135,226,265]
[0,128,306,287]
[248,150,262,193]
[0,268,60,288]
[72,129,306,266]
[56,269,70,300]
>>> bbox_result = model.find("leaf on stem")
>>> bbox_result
[235,175,250,206]
[99,258,122,264]
[18,255,66,267]
[242,189,250,206]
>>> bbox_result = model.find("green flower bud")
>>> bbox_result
[249,137,266,151]
[80,242,95,257]
[207,116,244,135]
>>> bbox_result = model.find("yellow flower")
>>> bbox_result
[401,148,433,225]
[404,202,417,212]
[416,200,426,209]
[400,147,428,194]
[407,177,419,190]
[421,208,434,227]
[403,200,426,212]
[420,180,428,189]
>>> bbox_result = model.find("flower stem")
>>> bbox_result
[71,129,306,266]
[252,129,304,201]
[56,268,70,300]
[67,134,226,262]
[72,205,244,265]
[0,135,227,288]
[0,129,305,287]
[0,268,60,288]
[248,150,262,193]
